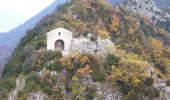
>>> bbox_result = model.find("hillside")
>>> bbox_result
[0,0,68,73]
[1,0,170,100]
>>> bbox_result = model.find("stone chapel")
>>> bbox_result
[47,28,114,56]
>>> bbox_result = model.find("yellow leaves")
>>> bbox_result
[71,76,86,96]
[132,78,141,86]
[110,66,128,82]
[109,65,143,87]
[158,28,169,35]
[149,37,163,58]
[130,74,142,86]
[124,16,132,21]
[124,16,139,35]
[44,69,50,77]
[150,38,162,46]
[162,57,170,69]
[72,76,79,82]
[119,53,148,73]
[110,65,125,79]
[98,30,110,39]
[64,14,86,36]
[132,40,142,49]
[108,46,150,86]
[128,28,135,35]
[76,65,93,77]
[80,55,89,65]
[112,46,126,57]
[94,19,105,31]
[94,19,111,39]
[110,15,120,32]
[124,53,144,61]
[60,57,74,69]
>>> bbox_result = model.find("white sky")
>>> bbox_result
[0,0,55,32]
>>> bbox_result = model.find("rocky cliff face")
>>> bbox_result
[121,0,170,21]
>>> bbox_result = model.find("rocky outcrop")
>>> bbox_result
[8,77,25,100]
[36,68,57,77]
[153,75,170,100]
[28,92,46,100]
[95,82,122,100]
[121,0,169,21]
[70,35,114,56]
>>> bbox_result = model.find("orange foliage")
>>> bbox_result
[80,55,89,65]
[150,38,163,58]
[76,65,93,76]
[128,28,134,35]
[60,57,74,69]
[110,15,120,32]
[94,19,110,39]
[124,16,139,35]
[98,30,110,39]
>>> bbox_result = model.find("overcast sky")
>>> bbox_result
[0,0,55,32]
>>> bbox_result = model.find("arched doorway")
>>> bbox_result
[55,39,64,51]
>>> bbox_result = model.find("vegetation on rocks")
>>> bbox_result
[1,0,170,99]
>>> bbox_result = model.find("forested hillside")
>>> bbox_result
[1,0,170,99]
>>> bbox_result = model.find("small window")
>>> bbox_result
[59,32,61,36]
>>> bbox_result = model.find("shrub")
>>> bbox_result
[166,80,170,86]
[119,84,132,95]
[86,86,97,99]
[87,55,106,81]
[0,78,16,99]
[126,89,139,100]
[144,88,160,98]
[90,36,97,41]
[104,54,119,73]
[144,77,154,86]
[157,73,163,79]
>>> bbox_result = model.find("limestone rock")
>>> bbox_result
[121,0,169,21]
[8,77,25,100]
[28,91,46,100]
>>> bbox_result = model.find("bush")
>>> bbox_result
[144,77,154,86]
[157,73,163,79]
[126,89,139,100]
[0,78,16,99]
[90,36,97,41]
[144,88,160,98]
[104,54,119,72]
[166,80,170,86]
[119,84,132,95]
[87,55,106,81]
[86,86,97,99]
[155,63,167,75]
